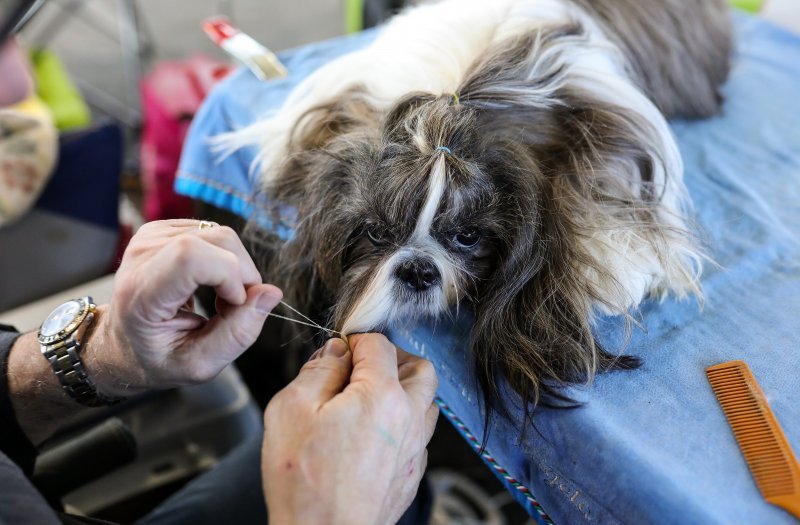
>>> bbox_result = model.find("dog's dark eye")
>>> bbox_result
[453,230,480,249]
[367,226,389,246]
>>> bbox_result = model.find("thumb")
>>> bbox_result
[287,339,353,407]
[190,284,282,368]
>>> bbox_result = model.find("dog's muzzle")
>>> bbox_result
[395,258,441,292]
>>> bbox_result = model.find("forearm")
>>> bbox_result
[7,330,89,444]
[5,307,114,445]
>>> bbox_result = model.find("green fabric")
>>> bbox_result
[30,49,91,131]
[345,0,364,33]
[730,0,764,13]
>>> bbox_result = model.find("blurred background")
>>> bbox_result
[20,0,346,132]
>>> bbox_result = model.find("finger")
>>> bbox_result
[135,219,209,238]
[183,283,283,374]
[136,222,261,286]
[141,236,249,320]
[195,225,262,286]
[347,333,400,387]
[285,338,353,407]
[396,352,438,417]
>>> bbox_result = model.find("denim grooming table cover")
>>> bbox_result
[177,15,800,524]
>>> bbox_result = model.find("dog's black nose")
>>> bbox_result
[395,259,440,292]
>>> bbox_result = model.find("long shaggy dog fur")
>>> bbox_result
[220,0,731,422]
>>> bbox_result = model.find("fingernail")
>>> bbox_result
[255,290,281,315]
[321,338,349,358]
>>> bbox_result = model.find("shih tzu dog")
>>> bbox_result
[220,0,731,418]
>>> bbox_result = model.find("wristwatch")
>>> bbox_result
[38,296,125,407]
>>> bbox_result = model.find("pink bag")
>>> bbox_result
[140,54,231,221]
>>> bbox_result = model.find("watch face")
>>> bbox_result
[41,300,83,337]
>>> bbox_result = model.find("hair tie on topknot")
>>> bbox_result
[435,146,452,155]
[451,92,460,106]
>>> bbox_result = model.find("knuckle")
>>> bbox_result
[222,250,241,272]
[172,235,200,262]
[216,225,238,242]
[406,358,438,390]
[122,236,160,261]
[125,242,150,259]
[206,225,243,253]
[202,224,224,241]
[136,221,157,235]
[415,358,436,379]
[421,362,439,390]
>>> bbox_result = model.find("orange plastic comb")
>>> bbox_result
[706,360,800,519]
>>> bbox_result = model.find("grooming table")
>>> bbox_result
[177,14,800,524]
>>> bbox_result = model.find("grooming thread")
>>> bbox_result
[268,301,346,342]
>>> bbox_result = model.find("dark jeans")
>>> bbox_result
[136,434,432,525]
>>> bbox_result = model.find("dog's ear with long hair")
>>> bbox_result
[286,87,380,155]
[453,23,707,424]
[462,125,643,425]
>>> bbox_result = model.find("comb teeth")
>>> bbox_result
[707,361,800,518]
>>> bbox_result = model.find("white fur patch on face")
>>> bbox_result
[413,153,448,241]
[341,252,405,335]
[409,153,462,305]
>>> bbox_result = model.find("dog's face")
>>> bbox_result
[283,92,557,337]
[334,132,505,335]
[338,152,503,332]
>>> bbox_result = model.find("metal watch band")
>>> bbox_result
[41,337,125,408]
[39,296,126,408]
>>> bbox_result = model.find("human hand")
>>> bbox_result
[262,334,439,525]
[85,219,282,396]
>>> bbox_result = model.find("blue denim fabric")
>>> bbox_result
[177,15,800,524]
